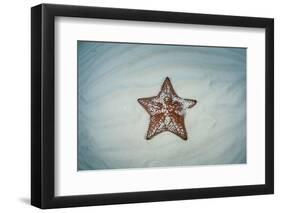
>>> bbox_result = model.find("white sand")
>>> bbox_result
[78,42,246,170]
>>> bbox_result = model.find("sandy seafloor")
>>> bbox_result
[78,41,246,170]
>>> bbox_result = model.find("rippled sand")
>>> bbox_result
[78,41,246,170]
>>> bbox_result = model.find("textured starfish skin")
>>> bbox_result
[138,77,197,140]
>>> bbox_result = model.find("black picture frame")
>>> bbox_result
[31,3,274,209]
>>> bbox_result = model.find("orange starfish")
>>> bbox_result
[138,77,197,140]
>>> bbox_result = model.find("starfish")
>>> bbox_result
[138,77,197,140]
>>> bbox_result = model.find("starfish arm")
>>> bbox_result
[184,98,197,109]
[166,113,188,140]
[159,77,178,97]
[146,113,166,139]
[138,96,163,116]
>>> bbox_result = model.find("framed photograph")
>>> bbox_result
[31,3,274,209]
